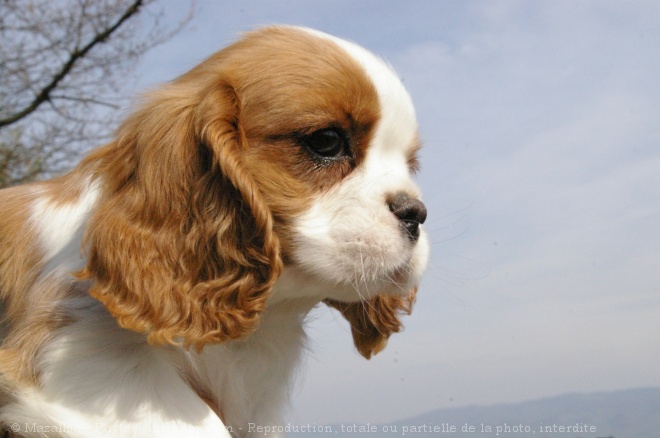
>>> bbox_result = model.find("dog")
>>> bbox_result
[0,26,428,437]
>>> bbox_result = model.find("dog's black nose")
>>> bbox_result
[388,192,427,242]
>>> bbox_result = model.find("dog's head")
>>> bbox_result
[80,27,428,358]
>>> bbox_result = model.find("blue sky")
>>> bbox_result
[132,0,660,425]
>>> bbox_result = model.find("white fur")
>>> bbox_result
[5,301,230,438]
[31,181,100,276]
[31,181,100,263]
[4,276,311,437]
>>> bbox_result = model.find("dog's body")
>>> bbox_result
[0,27,428,437]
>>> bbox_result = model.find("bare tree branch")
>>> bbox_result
[0,0,194,188]
[0,0,144,128]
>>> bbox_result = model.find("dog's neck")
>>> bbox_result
[179,293,320,432]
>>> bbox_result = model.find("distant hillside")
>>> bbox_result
[288,387,660,437]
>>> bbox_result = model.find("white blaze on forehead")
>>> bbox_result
[301,27,419,156]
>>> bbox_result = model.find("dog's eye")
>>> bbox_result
[302,128,349,159]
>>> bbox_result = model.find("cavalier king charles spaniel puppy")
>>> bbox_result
[0,26,428,437]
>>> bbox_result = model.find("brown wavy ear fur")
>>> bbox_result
[325,288,417,359]
[77,79,282,351]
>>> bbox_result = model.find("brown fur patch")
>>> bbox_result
[0,184,44,326]
[325,287,417,359]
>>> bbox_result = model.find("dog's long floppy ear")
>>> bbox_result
[78,79,282,351]
[324,288,417,359]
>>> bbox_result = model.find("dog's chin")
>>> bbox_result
[271,258,422,305]
[330,276,418,303]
